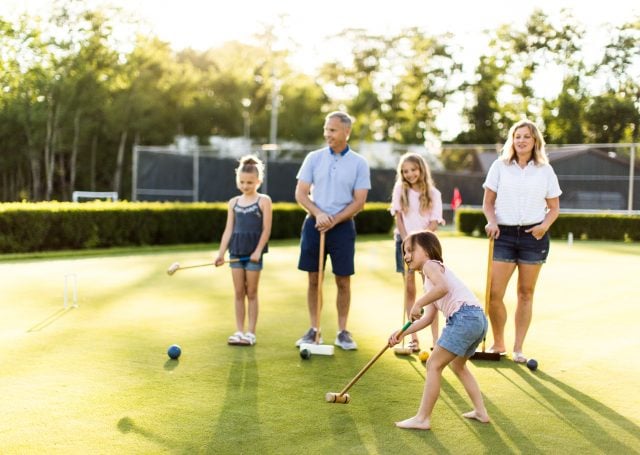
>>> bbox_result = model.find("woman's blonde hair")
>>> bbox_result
[500,119,548,165]
[395,152,435,213]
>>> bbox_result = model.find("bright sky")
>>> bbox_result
[2,0,638,138]
[3,0,637,52]
[117,0,638,70]
[5,0,637,85]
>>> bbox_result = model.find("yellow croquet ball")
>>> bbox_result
[418,350,430,362]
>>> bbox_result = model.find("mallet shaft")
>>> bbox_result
[470,238,501,361]
[337,345,388,396]
[169,257,251,274]
[481,238,493,353]
[175,262,214,271]
[315,232,325,344]
[336,320,413,397]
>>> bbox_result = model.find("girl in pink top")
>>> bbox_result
[390,152,444,352]
[388,231,490,430]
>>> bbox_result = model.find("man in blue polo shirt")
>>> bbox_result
[294,111,371,350]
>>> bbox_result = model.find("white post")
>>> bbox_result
[242,98,251,140]
[269,73,280,147]
[64,273,78,308]
[261,143,278,195]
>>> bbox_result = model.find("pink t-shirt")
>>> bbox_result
[422,260,481,319]
[390,182,444,237]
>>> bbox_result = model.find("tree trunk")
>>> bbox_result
[90,134,97,191]
[113,129,127,195]
[29,155,41,201]
[70,109,81,195]
[22,103,41,201]
[58,153,67,200]
[44,101,60,200]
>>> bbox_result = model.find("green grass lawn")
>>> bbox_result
[1,235,639,454]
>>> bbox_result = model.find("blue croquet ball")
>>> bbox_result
[300,348,311,360]
[526,358,538,371]
[167,344,182,359]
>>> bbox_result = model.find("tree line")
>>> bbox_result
[1,3,638,202]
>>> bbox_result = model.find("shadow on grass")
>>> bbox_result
[383,358,508,452]
[462,363,640,452]
[117,416,184,451]
[510,367,640,452]
[163,358,179,371]
[27,307,75,332]
[439,378,517,452]
[396,355,639,452]
[394,353,426,380]
[206,347,261,452]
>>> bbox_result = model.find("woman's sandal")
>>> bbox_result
[512,352,527,363]
[488,348,507,356]
[228,331,250,345]
[407,340,420,353]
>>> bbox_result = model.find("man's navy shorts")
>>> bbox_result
[298,217,356,276]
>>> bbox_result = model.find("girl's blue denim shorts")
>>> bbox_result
[494,224,549,265]
[229,254,263,271]
[437,305,488,358]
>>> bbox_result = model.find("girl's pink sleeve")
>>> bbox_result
[390,182,402,215]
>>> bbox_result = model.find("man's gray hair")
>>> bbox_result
[326,111,353,128]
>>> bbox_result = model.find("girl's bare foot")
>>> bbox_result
[488,346,506,355]
[395,416,431,430]
[463,410,490,423]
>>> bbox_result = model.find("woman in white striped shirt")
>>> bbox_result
[482,119,562,363]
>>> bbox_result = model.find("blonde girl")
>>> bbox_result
[390,152,444,352]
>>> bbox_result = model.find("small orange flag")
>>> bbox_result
[451,187,462,210]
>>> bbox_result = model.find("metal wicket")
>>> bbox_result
[64,273,78,308]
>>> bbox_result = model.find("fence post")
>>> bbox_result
[629,144,636,213]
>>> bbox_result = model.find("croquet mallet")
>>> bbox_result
[166,257,250,276]
[300,231,335,356]
[325,320,413,404]
[393,262,413,356]
[470,237,501,361]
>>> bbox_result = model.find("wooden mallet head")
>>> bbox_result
[393,346,413,356]
[325,392,351,404]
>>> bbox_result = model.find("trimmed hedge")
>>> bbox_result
[455,208,640,241]
[0,201,394,253]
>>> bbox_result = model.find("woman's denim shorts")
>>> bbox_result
[437,305,488,358]
[494,224,549,265]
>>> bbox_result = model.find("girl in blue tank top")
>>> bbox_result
[215,155,272,346]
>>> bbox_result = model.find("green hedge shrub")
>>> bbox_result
[0,201,394,253]
[455,208,640,241]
